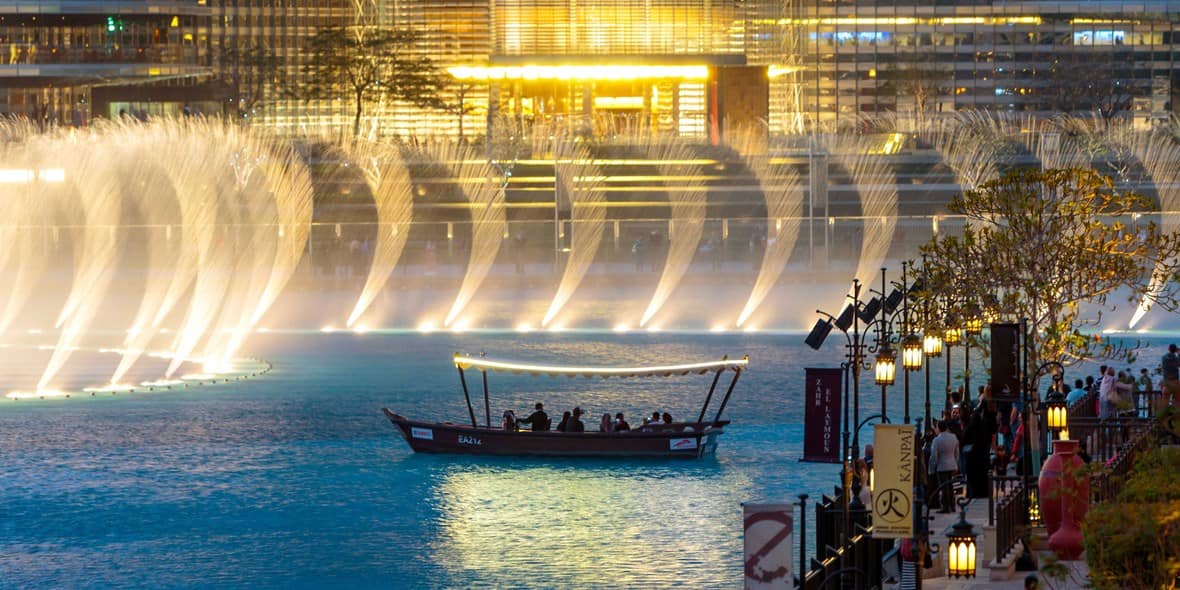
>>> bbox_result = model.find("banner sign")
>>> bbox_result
[871,424,915,539]
[743,503,794,590]
[803,367,843,463]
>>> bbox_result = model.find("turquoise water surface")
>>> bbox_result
[1,331,927,588]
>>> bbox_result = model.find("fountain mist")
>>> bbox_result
[541,143,606,328]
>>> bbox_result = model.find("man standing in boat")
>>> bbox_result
[517,402,550,432]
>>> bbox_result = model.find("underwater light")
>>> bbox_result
[83,383,135,393]
[180,373,216,381]
[141,379,184,387]
[7,389,67,400]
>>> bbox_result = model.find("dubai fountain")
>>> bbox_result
[1,113,1177,400]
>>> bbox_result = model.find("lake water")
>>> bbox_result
[2,331,1168,588]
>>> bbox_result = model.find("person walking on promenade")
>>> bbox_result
[928,420,960,513]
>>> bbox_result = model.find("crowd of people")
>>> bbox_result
[502,403,678,433]
[897,344,1180,509]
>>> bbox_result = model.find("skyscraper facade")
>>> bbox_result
[2,0,1178,136]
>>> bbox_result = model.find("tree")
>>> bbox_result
[298,26,446,136]
[219,44,284,121]
[917,167,1180,374]
[885,54,952,127]
[437,77,481,141]
[1045,51,1143,121]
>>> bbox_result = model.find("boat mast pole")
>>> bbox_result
[695,364,725,424]
[457,365,478,427]
[711,363,746,425]
[481,370,491,427]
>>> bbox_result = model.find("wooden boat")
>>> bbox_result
[382,354,749,459]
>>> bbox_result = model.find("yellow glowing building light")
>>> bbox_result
[448,65,709,82]
[772,16,1040,26]
[0,168,62,183]
[0,169,35,183]
[453,355,749,377]
[593,96,644,109]
[767,65,800,79]
[1071,18,1136,24]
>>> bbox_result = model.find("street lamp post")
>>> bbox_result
[943,325,961,418]
[866,265,922,425]
[964,304,983,405]
[807,279,873,562]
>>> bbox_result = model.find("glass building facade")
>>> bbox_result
[2,0,1179,136]
[0,1,214,123]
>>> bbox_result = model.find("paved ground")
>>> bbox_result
[900,497,1091,590]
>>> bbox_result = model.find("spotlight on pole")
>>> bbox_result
[835,304,856,332]
[884,289,904,315]
[859,297,881,324]
[806,318,834,351]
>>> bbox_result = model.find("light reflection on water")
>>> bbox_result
[0,330,965,587]
[433,462,751,587]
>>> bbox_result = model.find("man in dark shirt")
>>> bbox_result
[517,402,549,432]
[1161,344,1180,407]
[567,407,586,432]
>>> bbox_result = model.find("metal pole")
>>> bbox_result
[711,366,744,425]
[913,424,925,590]
[903,261,911,425]
[696,365,725,424]
[945,343,952,418]
[798,494,809,587]
[481,370,491,427]
[457,365,477,427]
[1021,317,1033,518]
[852,282,863,460]
[880,267,888,422]
[925,352,932,431]
[842,361,851,556]
[964,340,971,405]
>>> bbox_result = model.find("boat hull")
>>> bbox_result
[382,409,725,458]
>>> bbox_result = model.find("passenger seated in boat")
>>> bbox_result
[502,410,517,432]
[599,413,614,432]
[662,412,673,424]
[644,411,662,425]
[556,411,572,432]
[567,407,586,432]
[614,412,631,431]
[517,402,550,432]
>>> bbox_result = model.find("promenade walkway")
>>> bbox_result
[913,496,1091,590]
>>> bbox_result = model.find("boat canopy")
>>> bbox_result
[453,354,749,378]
